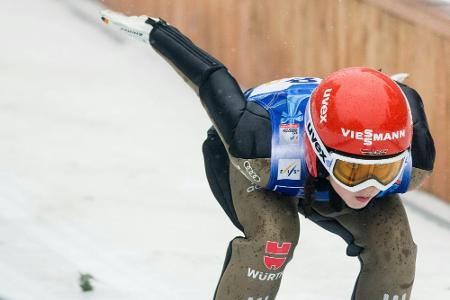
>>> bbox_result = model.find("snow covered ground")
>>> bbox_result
[0,0,449,299]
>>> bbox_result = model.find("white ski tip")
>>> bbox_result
[100,9,153,44]
[390,73,410,83]
[100,9,123,25]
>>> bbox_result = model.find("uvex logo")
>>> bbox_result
[319,88,332,124]
[307,121,328,165]
[263,241,292,270]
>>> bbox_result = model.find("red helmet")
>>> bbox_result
[304,67,413,187]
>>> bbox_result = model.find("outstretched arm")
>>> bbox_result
[100,10,271,159]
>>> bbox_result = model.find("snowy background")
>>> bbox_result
[0,0,449,299]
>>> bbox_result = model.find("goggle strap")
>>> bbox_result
[304,102,333,172]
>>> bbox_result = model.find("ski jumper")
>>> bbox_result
[148,19,435,300]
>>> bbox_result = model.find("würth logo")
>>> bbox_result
[263,241,292,270]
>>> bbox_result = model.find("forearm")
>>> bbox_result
[149,19,224,89]
[149,20,272,157]
[408,168,432,191]
[101,11,271,158]
[149,20,249,146]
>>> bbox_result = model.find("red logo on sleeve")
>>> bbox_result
[263,241,292,270]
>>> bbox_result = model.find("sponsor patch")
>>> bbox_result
[247,296,270,300]
[247,183,262,193]
[277,159,301,180]
[247,267,283,281]
[306,120,331,167]
[279,123,299,145]
[263,241,292,270]
[244,161,261,182]
[319,88,333,124]
[360,148,388,156]
[341,128,406,146]
[383,293,407,300]
[248,77,320,98]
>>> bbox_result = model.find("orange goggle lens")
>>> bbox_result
[332,158,404,187]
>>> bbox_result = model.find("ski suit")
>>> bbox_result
[148,20,435,300]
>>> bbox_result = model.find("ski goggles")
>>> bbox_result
[305,102,408,192]
[328,151,408,192]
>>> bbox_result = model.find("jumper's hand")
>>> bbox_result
[100,9,160,43]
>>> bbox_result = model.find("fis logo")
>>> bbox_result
[277,159,301,180]
[263,241,292,270]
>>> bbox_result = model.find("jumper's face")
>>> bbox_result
[328,177,380,209]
